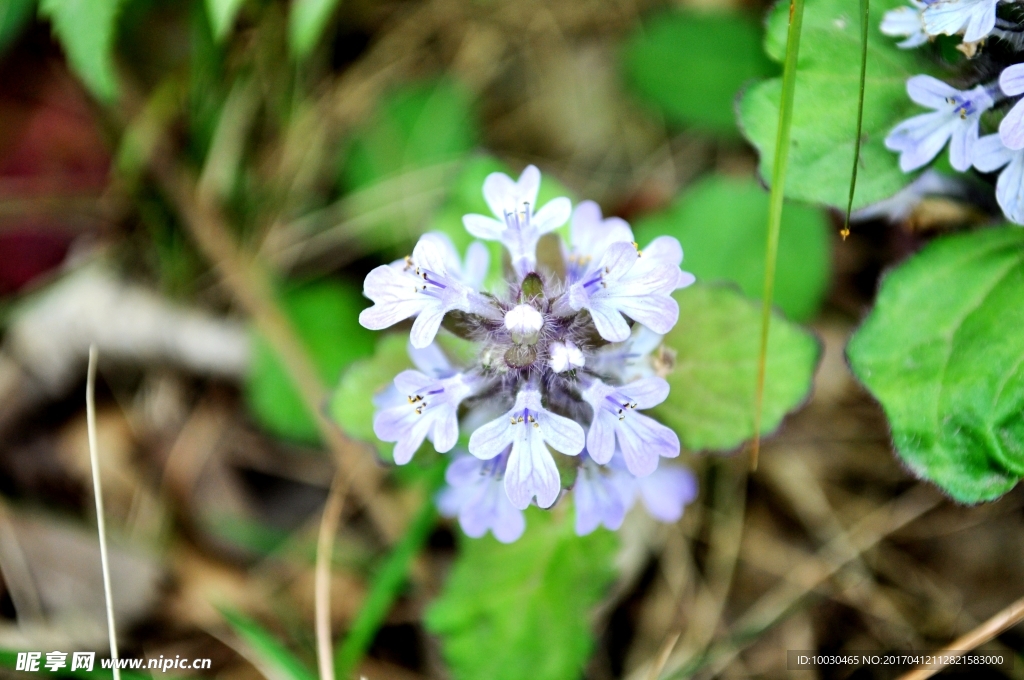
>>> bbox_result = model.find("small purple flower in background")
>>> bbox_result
[357,166,696,540]
[973,134,1024,224]
[881,1,931,48]
[438,453,525,543]
[885,75,995,172]
[573,452,697,536]
[573,453,629,535]
[921,0,998,44]
[998,65,1024,150]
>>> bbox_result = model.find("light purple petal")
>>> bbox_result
[469,416,514,460]
[504,429,561,509]
[463,242,490,289]
[618,413,680,477]
[620,377,670,409]
[445,455,485,486]
[408,342,453,377]
[996,153,1024,224]
[906,74,959,108]
[462,214,505,240]
[882,6,927,45]
[409,304,446,348]
[532,197,572,234]
[961,0,996,42]
[573,463,627,536]
[973,134,1013,173]
[539,410,586,456]
[613,293,679,335]
[1001,64,1024,97]
[490,497,526,543]
[638,465,698,523]
[948,119,978,172]
[586,411,615,465]
[887,113,957,172]
[588,301,632,342]
[483,166,541,218]
[1000,100,1024,151]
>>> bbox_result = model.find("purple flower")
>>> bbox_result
[922,0,998,43]
[564,201,635,283]
[885,75,995,172]
[972,134,1024,224]
[590,326,667,383]
[468,387,585,509]
[999,65,1024,150]
[461,165,572,278]
[581,377,679,476]
[881,1,931,48]
[628,460,698,523]
[353,164,692,539]
[554,241,681,342]
[573,453,630,535]
[373,370,476,464]
[573,451,698,536]
[358,232,497,348]
[437,453,525,543]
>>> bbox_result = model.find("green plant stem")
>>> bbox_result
[334,462,447,677]
[751,0,806,470]
[842,0,871,240]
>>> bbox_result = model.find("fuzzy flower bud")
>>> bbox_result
[504,304,544,345]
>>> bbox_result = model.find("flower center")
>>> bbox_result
[505,304,544,345]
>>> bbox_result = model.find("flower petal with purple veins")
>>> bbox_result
[461,166,571,277]
[885,77,994,173]
[468,388,585,509]
[583,378,679,475]
[358,232,498,348]
[373,370,475,464]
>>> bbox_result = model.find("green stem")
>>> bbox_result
[842,0,871,240]
[751,0,806,470]
[334,462,446,678]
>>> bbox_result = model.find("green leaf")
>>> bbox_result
[329,333,413,459]
[847,228,1024,503]
[246,279,375,443]
[655,284,819,451]
[342,79,478,192]
[220,608,317,680]
[426,509,618,680]
[39,0,123,102]
[622,10,776,135]
[0,0,34,58]
[633,175,830,322]
[738,0,938,209]
[289,0,341,60]
[204,0,245,41]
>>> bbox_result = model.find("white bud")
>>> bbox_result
[549,340,585,373]
[504,304,544,345]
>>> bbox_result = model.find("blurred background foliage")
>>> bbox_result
[1,0,1022,679]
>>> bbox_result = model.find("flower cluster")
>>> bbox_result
[881,0,1024,223]
[358,166,698,542]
